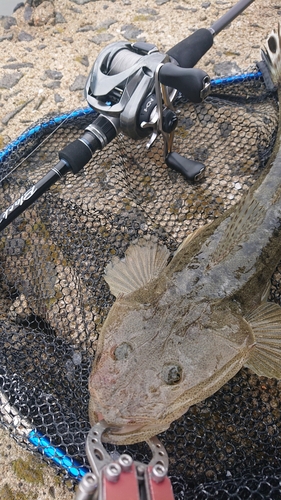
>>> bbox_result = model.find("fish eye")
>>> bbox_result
[113,342,133,361]
[162,364,182,385]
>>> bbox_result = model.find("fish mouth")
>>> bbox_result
[99,419,170,445]
[89,398,170,444]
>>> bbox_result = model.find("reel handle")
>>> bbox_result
[159,65,210,102]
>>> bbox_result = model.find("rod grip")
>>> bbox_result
[167,28,213,68]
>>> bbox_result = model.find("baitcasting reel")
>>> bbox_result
[0,0,256,231]
[84,40,211,182]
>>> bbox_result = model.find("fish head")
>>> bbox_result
[89,295,253,444]
[88,297,175,443]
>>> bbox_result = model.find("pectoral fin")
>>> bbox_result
[245,302,281,378]
[104,238,170,298]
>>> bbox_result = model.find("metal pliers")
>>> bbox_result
[75,420,175,500]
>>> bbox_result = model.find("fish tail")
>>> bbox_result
[244,302,281,379]
[262,22,281,87]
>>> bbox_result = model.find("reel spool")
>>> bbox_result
[85,41,176,141]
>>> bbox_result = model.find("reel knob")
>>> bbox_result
[166,151,205,182]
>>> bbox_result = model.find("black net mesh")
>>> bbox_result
[1,68,281,499]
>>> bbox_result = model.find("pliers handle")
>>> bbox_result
[75,420,175,500]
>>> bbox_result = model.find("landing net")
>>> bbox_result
[1,67,281,499]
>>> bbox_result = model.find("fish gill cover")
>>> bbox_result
[0,71,281,498]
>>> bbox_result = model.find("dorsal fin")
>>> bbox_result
[104,238,170,298]
[212,192,264,265]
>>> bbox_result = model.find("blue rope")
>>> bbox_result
[29,430,90,480]
[210,70,262,86]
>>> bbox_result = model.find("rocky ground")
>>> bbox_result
[0,0,278,146]
[0,0,280,498]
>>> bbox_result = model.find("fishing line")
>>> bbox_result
[0,114,74,184]
[108,49,143,76]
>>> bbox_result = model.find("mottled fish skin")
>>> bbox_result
[88,26,281,444]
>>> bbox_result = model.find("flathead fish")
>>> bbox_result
[89,26,281,444]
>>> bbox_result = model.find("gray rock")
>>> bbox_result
[44,69,63,80]
[77,18,116,32]
[2,63,34,69]
[24,5,33,22]
[175,6,198,11]
[43,81,61,89]
[70,0,97,4]
[121,24,143,40]
[13,3,25,13]
[89,33,114,45]
[137,8,158,15]
[155,0,170,4]
[77,25,95,32]
[18,31,34,41]
[97,18,117,29]
[201,2,211,8]
[69,6,82,13]
[0,34,13,42]
[63,36,74,43]
[55,12,66,24]
[2,16,17,30]
[69,74,87,91]
[78,55,89,67]
[0,72,23,89]
[214,61,241,76]
[26,0,49,6]
[54,93,64,103]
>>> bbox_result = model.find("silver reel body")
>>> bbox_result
[85,41,175,140]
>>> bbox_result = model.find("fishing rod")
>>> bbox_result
[0,0,255,233]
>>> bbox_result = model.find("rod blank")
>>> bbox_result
[209,0,255,36]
